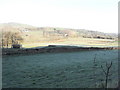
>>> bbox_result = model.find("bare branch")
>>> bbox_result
[101,65,107,75]
[100,61,113,88]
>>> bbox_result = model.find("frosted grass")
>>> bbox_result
[2,50,118,88]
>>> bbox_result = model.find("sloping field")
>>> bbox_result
[22,37,117,48]
[3,50,118,88]
[0,22,118,48]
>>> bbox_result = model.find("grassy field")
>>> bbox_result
[1,23,118,48]
[18,29,118,48]
[3,49,118,88]
[22,37,118,48]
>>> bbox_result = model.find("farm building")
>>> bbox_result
[12,44,22,49]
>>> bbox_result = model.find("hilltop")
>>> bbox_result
[0,22,118,48]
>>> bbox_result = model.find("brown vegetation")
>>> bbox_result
[1,31,23,48]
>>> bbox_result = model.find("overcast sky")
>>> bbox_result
[0,0,119,33]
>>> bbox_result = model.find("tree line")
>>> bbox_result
[1,31,23,48]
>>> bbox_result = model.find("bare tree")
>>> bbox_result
[2,31,23,48]
[4,32,12,48]
[101,61,113,88]
[10,32,23,44]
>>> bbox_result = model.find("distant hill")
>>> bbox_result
[0,22,118,40]
[0,22,118,48]
[0,22,35,28]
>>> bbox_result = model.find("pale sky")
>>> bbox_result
[0,0,119,33]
